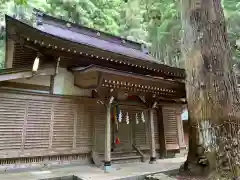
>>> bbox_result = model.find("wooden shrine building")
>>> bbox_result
[0,9,186,171]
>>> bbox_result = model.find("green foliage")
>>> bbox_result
[47,0,123,35]
[0,0,27,5]
[0,0,239,69]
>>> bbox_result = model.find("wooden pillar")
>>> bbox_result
[149,107,156,163]
[104,97,114,172]
[176,107,186,149]
[158,106,167,158]
[49,75,55,94]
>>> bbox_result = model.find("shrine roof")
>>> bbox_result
[5,9,185,80]
[31,9,152,62]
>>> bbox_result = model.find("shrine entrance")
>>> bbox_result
[110,98,147,152]
[111,103,132,152]
[111,118,132,152]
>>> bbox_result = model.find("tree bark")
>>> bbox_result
[181,0,240,176]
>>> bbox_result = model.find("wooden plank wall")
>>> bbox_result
[162,106,179,150]
[0,92,94,159]
[129,107,148,150]
[0,91,163,162]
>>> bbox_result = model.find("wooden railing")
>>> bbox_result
[132,144,148,162]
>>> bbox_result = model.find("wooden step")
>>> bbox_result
[98,150,137,155]
[110,155,141,161]
[94,151,142,165]
[99,151,139,158]
[108,155,142,164]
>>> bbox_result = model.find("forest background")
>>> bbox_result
[0,0,239,69]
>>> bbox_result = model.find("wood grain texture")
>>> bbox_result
[0,91,95,159]
[162,106,179,150]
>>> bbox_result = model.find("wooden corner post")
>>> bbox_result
[104,96,114,172]
[149,101,157,164]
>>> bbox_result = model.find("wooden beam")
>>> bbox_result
[0,90,97,103]
[49,57,60,94]
[0,67,55,82]
[0,81,50,91]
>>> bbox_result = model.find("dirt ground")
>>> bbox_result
[160,169,234,180]
[146,169,234,180]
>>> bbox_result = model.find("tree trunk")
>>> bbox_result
[181,0,240,176]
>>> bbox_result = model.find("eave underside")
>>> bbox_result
[72,65,185,101]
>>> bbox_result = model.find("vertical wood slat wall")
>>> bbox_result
[25,100,52,150]
[0,92,94,159]
[52,102,75,149]
[76,104,94,151]
[0,98,26,151]
[162,106,179,150]
[0,91,169,159]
